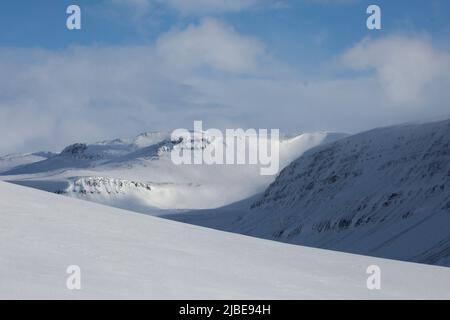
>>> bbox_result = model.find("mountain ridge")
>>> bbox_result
[166,119,450,266]
[1,130,343,210]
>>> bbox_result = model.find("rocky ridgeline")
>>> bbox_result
[66,177,152,195]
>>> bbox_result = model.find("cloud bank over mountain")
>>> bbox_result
[1,9,450,155]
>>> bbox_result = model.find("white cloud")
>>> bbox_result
[339,35,450,107]
[156,18,266,74]
[0,32,450,155]
[0,20,269,154]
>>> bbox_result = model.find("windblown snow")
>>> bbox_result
[0,131,344,210]
[0,181,449,299]
[169,119,450,267]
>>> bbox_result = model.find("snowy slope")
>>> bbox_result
[207,119,450,266]
[1,132,170,176]
[0,181,449,300]
[1,131,345,210]
[0,152,54,173]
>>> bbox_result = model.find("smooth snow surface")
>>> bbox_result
[0,152,53,173]
[0,181,449,300]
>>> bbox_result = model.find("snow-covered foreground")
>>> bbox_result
[1,182,449,300]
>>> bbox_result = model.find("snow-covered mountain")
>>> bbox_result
[2,132,172,175]
[1,181,449,299]
[0,151,55,173]
[180,119,450,266]
[10,120,449,268]
[0,130,345,210]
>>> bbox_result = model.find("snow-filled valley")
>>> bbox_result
[3,0,450,302]
[167,119,450,267]
[1,181,449,299]
[2,118,450,281]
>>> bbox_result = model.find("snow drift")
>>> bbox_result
[0,181,449,299]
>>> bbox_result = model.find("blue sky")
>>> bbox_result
[0,0,450,153]
[2,1,449,65]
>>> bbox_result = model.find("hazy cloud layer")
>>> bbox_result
[156,18,267,74]
[340,36,450,107]
[0,18,449,155]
